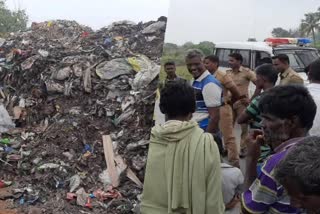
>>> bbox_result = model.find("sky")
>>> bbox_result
[5,0,170,29]
[165,0,320,44]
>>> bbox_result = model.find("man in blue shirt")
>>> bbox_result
[185,49,222,136]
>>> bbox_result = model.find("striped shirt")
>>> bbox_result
[242,138,304,214]
[246,95,271,164]
[246,96,262,129]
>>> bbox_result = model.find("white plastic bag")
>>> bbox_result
[0,103,15,133]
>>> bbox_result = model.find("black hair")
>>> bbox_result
[204,55,220,66]
[272,54,290,64]
[228,53,243,63]
[260,57,272,64]
[275,136,320,195]
[160,81,196,118]
[259,85,317,130]
[164,61,176,67]
[185,49,204,61]
[255,63,278,85]
[307,58,320,82]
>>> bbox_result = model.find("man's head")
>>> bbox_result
[255,63,278,89]
[228,53,243,69]
[258,85,316,146]
[272,54,290,73]
[306,58,320,83]
[160,81,196,121]
[185,49,206,79]
[204,55,219,73]
[275,136,320,212]
[164,61,176,79]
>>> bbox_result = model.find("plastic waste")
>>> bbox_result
[53,67,72,81]
[96,58,132,80]
[69,174,81,193]
[93,187,122,201]
[142,21,166,34]
[21,56,39,70]
[38,49,49,57]
[0,180,12,188]
[76,188,88,207]
[130,55,160,90]
[0,104,15,132]
[0,138,10,145]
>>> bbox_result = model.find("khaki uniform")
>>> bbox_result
[279,67,304,85]
[227,66,256,151]
[213,70,239,166]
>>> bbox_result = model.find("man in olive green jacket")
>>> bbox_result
[141,81,224,214]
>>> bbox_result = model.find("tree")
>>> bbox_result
[271,27,293,37]
[197,41,215,55]
[182,41,195,50]
[300,12,320,46]
[0,0,28,35]
[288,28,303,38]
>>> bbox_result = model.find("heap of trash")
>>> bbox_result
[0,17,166,213]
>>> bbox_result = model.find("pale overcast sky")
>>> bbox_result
[165,0,320,44]
[5,0,170,29]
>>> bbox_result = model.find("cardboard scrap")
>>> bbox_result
[102,135,119,187]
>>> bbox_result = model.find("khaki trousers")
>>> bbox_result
[232,102,248,151]
[219,104,239,165]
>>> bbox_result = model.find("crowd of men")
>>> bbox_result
[140,49,320,214]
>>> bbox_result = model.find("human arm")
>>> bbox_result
[206,107,220,134]
[241,141,279,213]
[247,70,262,100]
[237,111,252,125]
[244,129,264,189]
[202,83,222,134]
[223,74,241,101]
[237,98,258,124]
[250,88,261,101]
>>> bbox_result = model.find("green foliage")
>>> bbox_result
[0,0,28,34]
[161,41,215,66]
[159,65,192,81]
[300,12,320,46]
[272,7,320,47]
[271,27,294,37]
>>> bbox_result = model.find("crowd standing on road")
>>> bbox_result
[142,49,320,214]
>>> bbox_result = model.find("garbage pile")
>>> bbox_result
[0,17,166,213]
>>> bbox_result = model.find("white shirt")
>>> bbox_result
[221,163,244,214]
[191,70,222,122]
[307,83,320,136]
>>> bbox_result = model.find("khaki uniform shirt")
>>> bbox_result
[279,67,304,85]
[227,66,256,97]
[213,69,235,104]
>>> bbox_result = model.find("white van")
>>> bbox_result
[214,41,320,82]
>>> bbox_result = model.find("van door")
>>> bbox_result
[215,48,232,68]
[215,48,251,70]
[253,51,272,68]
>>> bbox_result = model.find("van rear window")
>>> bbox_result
[274,50,320,71]
[216,48,231,67]
[216,48,251,68]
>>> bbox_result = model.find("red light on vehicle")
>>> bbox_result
[264,38,290,46]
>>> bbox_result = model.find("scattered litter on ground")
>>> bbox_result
[0,17,166,213]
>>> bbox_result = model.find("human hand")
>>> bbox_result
[247,129,265,161]
[240,97,250,106]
